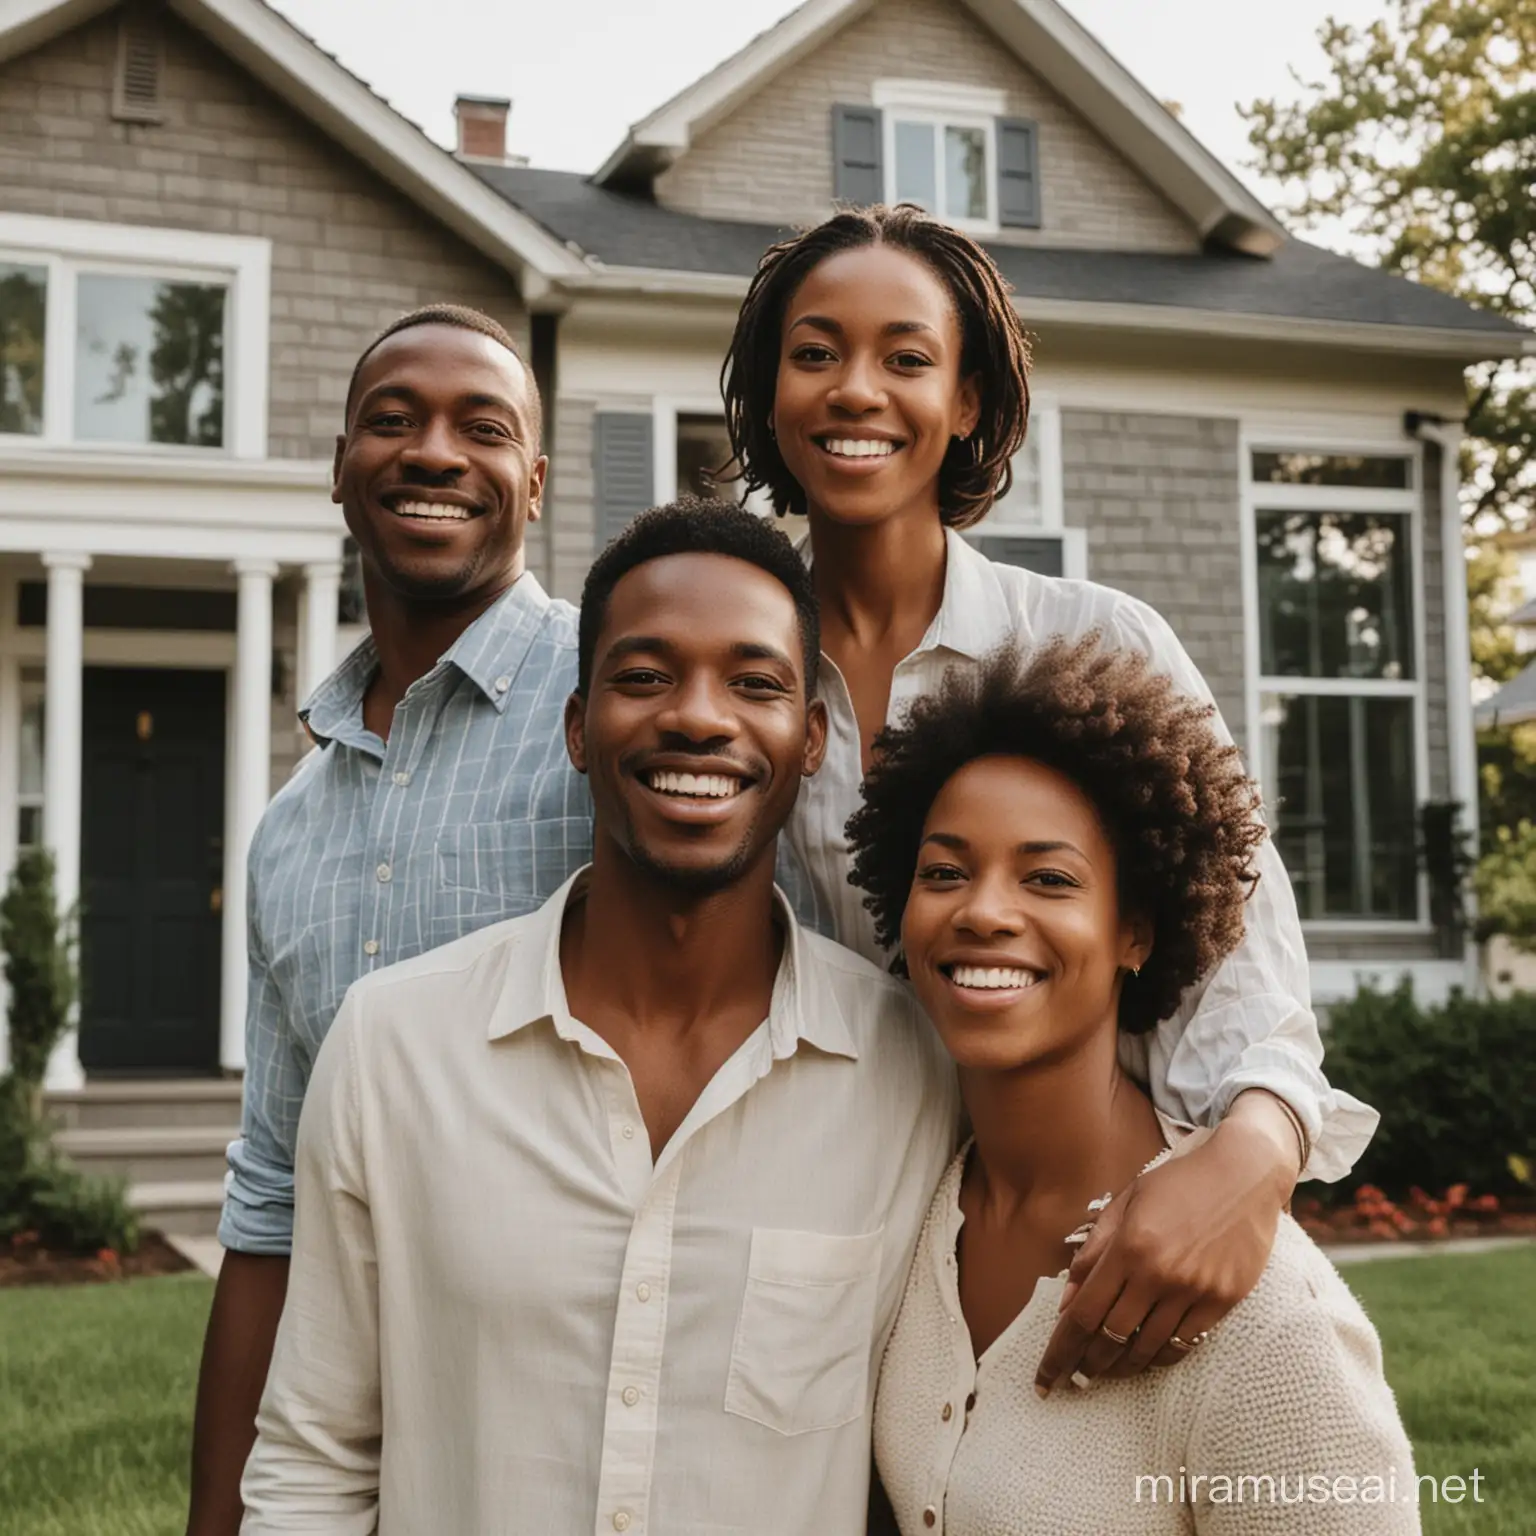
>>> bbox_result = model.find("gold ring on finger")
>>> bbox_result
[1169,1330,1210,1351]
[1099,1324,1133,1347]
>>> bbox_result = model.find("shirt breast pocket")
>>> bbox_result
[432,817,590,943]
[724,1225,885,1437]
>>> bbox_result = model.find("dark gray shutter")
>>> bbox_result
[832,104,884,204]
[592,411,654,549]
[996,117,1041,229]
[974,534,1062,578]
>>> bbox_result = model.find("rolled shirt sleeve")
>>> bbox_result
[219,863,306,1254]
[241,989,381,1533]
[1102,596,1379,1183]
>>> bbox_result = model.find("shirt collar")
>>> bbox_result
[491,866,861,1063]
[796,525,1011,667]
[299,571,555,744]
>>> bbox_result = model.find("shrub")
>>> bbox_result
[1,849,139,1256]
[1322,982,1536,1198]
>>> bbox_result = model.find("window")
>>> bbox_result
[871,81,1009,234]
[0,262,46,435]
[0,214,269,457]
[966,403,1086,579]
[675,413,735,502]
[18,667,44,850]
[1247,446,1422,922]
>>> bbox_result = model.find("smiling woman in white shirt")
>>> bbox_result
[846,639,1418,1536]
[720,205,1377,1389]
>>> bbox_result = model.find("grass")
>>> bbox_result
[0,1248,1532,1534]
[0,1272,214,1536]
[1347,1245,1536,1535]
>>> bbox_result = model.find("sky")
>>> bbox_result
[266,0,1390,206]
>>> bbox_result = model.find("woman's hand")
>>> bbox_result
[1034,1091,1302,1395]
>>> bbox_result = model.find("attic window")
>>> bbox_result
[113,13,165,125]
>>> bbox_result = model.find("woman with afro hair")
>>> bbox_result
[851,639,1416,1535]
[721,203,1376,1391]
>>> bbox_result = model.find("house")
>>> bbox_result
[0,0,1527,1230]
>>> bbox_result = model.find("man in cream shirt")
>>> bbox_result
[241,503,956,1535]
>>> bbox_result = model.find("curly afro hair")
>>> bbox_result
[720,204,1032,530]
[846,637,1266,1034]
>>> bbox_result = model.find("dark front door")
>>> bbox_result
[80,667,225,1074]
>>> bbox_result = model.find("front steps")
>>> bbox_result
[44,1079,241,1240]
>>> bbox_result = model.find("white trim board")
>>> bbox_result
[1311,960,1471,1008]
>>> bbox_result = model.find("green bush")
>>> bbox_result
[1323,982,1536,1198]
[1,850,139,1256]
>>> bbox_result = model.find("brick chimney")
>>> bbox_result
[454,95,512,162]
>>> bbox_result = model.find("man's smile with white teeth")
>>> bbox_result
[943,964,1043,990]
[817,437,899,459]
[644,769,746,799]
[389,499,478,522]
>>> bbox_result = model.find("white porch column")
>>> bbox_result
[221,560,277,1073]
[41,552,90,1091]
[297,560,342,706]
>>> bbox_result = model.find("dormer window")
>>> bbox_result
[834,82,1040,234]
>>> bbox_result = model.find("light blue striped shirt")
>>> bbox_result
[220,574,594,1253]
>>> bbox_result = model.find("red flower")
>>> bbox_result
[1445,1184,1470,1209]
[1426,1217,1449,1238]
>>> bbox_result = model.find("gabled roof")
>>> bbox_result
[593,0,1284,256]
[0,0,588,295]
[472,165,1532,362]
[1477,659,1536,728]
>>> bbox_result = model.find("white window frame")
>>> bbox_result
[968,401,1086,579]
[872,80,1006,236]
[1239,430,1430,932]
[0,213,270,460]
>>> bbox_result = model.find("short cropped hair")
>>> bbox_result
[846,638,1265,1034]
[721,204,1032,530]
[578,498,820,696]
[344,303,540,439]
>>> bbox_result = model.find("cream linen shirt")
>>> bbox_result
[241,871,958,1536]
[780,529,1377,1183]
[875,1122,1420,1535]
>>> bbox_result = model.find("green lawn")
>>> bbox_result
[0,1247,1532,1534]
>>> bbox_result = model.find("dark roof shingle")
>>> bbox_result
[470,164,1526,340]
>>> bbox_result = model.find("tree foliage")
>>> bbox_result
[1245,0,1536,536]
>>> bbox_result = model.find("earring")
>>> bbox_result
[971,435,984,466]
[1131,965,1141,978]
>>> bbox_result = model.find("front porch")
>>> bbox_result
[0,448,346,1086]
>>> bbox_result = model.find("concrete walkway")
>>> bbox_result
[1323,1234,1535,1266]
[165,1234,224,1278]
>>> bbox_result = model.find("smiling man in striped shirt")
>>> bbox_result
[186,305,593,1535]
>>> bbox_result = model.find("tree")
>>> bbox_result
[1245,0,1536,539]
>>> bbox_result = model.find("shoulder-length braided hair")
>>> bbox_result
[721,204,1033,530]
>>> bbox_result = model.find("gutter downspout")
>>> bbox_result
[1406,412,1480,994]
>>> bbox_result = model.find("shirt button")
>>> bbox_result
[965,1392,977,1412]
[494,674,511,694]
[363,939,379,956]
[941,1402,953,1422]
[621,1386,639,1407]
[612,1513,631,1533]
[376,862,392,883]
[636,1282,651,1303]
[621,1123,635,1140]
[923,1508,937,1529]
[392,770,411,787]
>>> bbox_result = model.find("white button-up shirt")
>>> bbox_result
[778,530,1377,1182]
[241,872,958,1536]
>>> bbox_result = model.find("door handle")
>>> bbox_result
[210,887,223,914]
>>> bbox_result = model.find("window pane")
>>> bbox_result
[18,667,44,849]
[1264,693,1417,920]
[1256,510,1414,679]
[1251,452,1412,489]
[894,120,936,209]
[338,536,367,625]
[75,275,225,446]
[944,125,988,221]
[676,413,734,502]
[987,432,1042,528]
[0,262,47,436]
